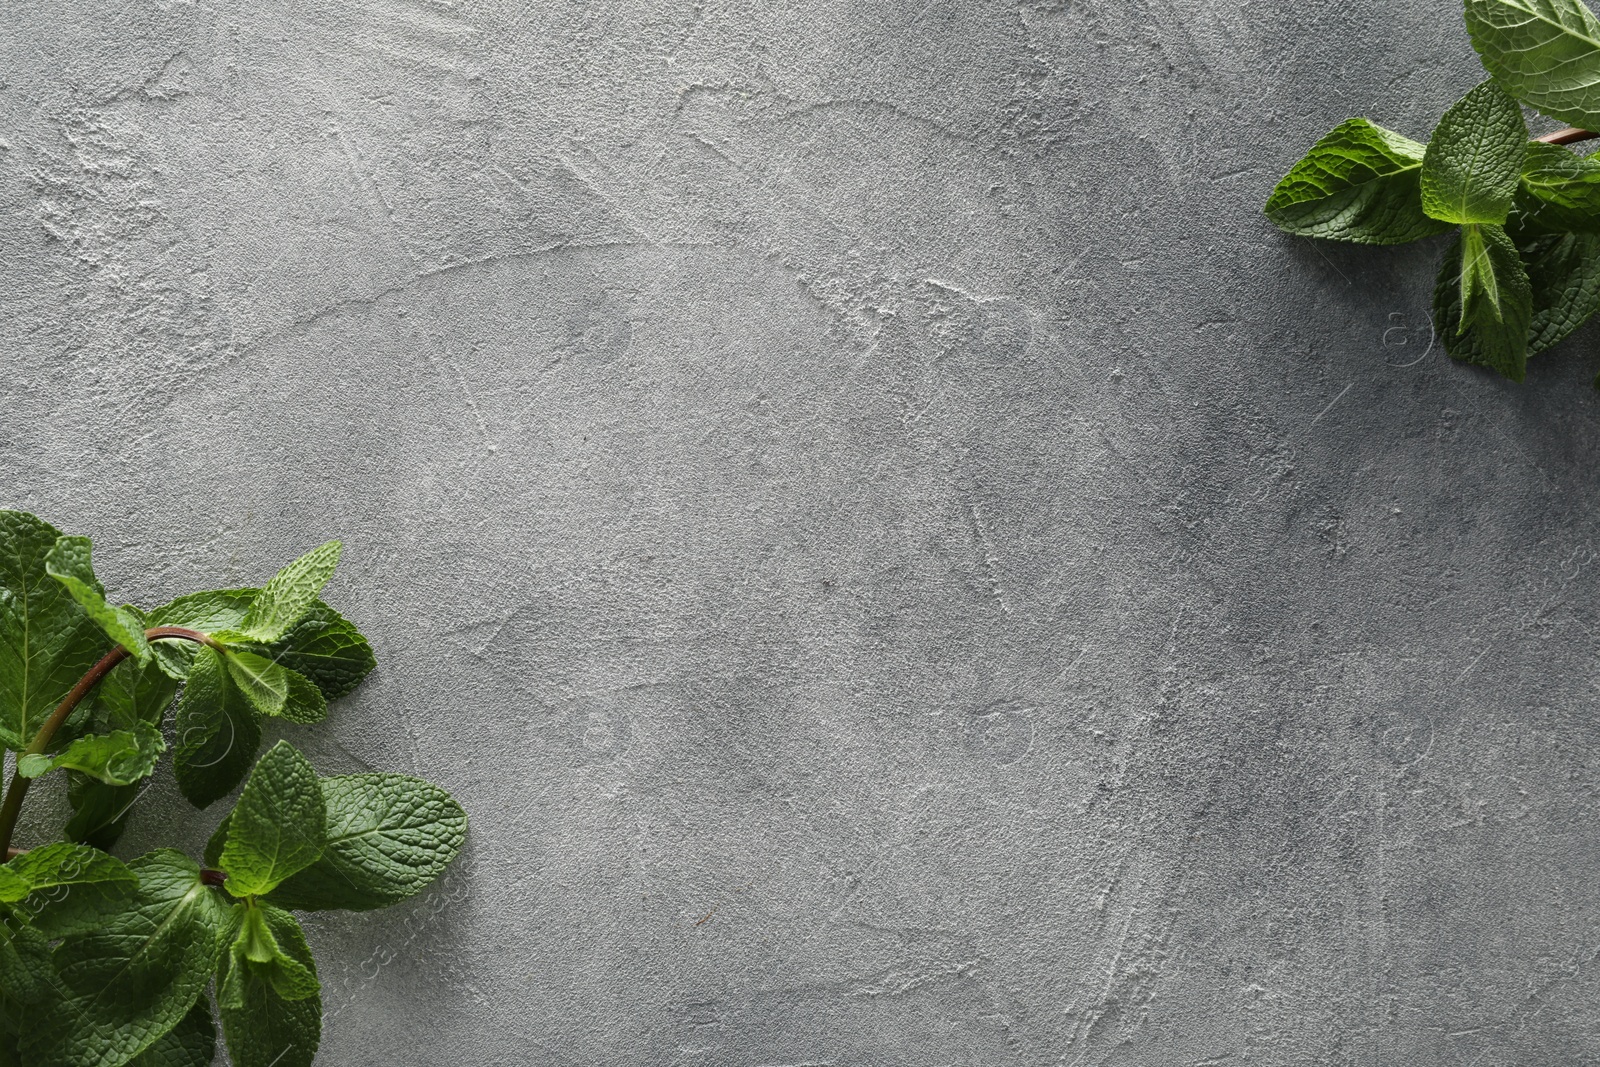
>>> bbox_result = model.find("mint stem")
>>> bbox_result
[1536,127,1599,145]
[0,627,222,856]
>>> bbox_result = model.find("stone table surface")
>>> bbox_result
[4,1,1599,1064]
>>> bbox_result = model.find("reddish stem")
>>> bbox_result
[0,627,222,855]
[1536,127,1600,145]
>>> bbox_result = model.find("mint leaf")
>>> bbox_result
[219,741,325,897]
[0,512,110,750]
[1432,223,1537,379]
[0,1012,19,1067]
[172,646,262,809]
[127,1002,214,1067]
[1421,80,1528,224]
[19,722,165,786]
[64,776,143,852]
[264,601,375,701]
[0,869,26,904]
[221,649,288,718]
[278,668,326,725]
[1502,209,1600,353]
[1525,230,1600,351]
[268,773,466,911]
[21,850,231,1067]
[43,536,150,663]
[223,902,319,1002]
[216,902,320,1067]
[218,649,324,723]
[232,542,342,644]
[1515,140,1600,231]
[90,652,178,732]
[147,589,373,703]
[2,843,139,938]
[0,913,52,1005]
[146,589,254,681]
[1264,118,1454,244]
[1466,0,1600,129]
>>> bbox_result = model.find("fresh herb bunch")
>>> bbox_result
[1265,0,1600,383]
[0,511,466,1067]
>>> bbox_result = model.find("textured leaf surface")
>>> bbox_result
[127,1001,214,1067]
[277,668,326,725]
[19,721,165,786]
[2,842,138,938]
[0,912,53,1005]
[1433,223,1536,379]
[1264,118,1454,244]
[216,902,320,1067]
[173,647,262,809]
[0,512,108,750]
[44,537,149,663]
[219,742,325,897]
[268,773,467,911]
[220,650,324,723]
[263,601,374,701]
[235,542,342,644]
[224,903,319,1003]
[146,590,255,681]
[1467,0,1600,128]
[65,775,144,852]
[222,649,288,718]
[22,851,231,1067]
[1508,221,1600,352]
[91,653,179,732]
[1516,140,1600,232]
[1421,80,1528,224]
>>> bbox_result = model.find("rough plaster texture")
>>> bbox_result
[3,1,1600,1064]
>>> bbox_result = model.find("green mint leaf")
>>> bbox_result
[90,651,179,732]
[0,1014,18,1067]
[1505,215,1600,352]
[0,913,53,1005]
[0,512,110,750]
[0,869,26,904]
[263,600,375,702]
[1264,118,1454,244]
[64,775,143,852]
[2,843,140,938]
[147,589,373,702]
[221,649,289,718]
[215,902,320,1067]
[172,646,262,809]
[217,648,324,723]
[236,542,342,644]
[146,589,254,682]
[219,741,325,897]
[1420,80,1528,224]
[21,850,231,1067]
[278,668,326,725]
[1432,223,1536,379]
[14,755,49,778]
[126,1002,214,1067]
[43,536,150,663]
[267,773,466,911]
[17,721,165,786]
[1466,0,1600,129]
[1515,140,1600,231]
[224,902,319,1003]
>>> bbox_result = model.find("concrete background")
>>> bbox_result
[4,1,1600,1064]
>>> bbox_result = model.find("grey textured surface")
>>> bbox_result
[4,1,1600,1064]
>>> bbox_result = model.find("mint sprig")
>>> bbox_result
[1267,0,1600,383]
[0,511,465,1067]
